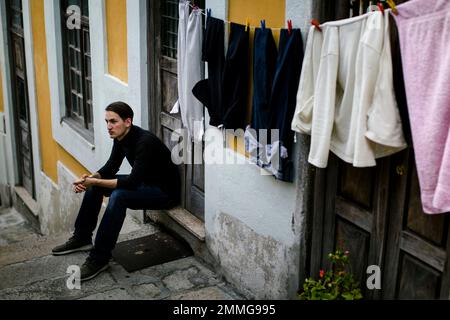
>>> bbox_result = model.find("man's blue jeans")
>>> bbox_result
[73,177,176,264]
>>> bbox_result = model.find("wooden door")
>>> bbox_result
[6,0,35,198]
[383,149,450,299]
[307,0,450,300]
[311,155,390,300]
[148,0,205,220]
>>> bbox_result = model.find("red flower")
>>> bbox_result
[319,270,325,278]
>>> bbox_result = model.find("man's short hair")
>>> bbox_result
[105,102,134,121]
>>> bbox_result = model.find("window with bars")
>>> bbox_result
[61,0,93,134]
[160,0,205,59]
[161,0,179,59]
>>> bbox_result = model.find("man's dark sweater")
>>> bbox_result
[97,125,180,203]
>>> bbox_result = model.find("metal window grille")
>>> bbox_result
[160,0,205,60]
[161,0,179,59]
[61,0,93,131]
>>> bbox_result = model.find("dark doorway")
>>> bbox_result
[148,0,205,221]
[6,0,35,198]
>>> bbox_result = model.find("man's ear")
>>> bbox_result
[125,118,132,127]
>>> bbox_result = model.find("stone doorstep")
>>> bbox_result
[13,186,41,234]
[166,207,205,242]
[14,186,39,217]
[146,208,216,267]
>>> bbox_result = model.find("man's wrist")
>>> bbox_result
[89,172,101,179]
[91,178,99,186]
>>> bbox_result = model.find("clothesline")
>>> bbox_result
[189,3,394,32]
[188,3,287,31]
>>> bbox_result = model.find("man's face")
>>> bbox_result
[105,111,131,140]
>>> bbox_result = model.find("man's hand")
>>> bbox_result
[73,174,90,194]
[81,177,97,188]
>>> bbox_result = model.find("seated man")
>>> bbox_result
[52,101,181,281]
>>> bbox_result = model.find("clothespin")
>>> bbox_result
[261,19,266,31]
[245,18,250,32]
[377,1,385,14]
[287,19,292,35]
[386,0,398,15]
[311,19,322,32]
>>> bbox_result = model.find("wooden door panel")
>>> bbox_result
[335,218,370,284]
[335,197,372,233]
[397,253,441,300]
[162,125,187,208]
[160,57,178,114]
[406,167,446,246]
[399,231,446,272]
[339,164,376,209]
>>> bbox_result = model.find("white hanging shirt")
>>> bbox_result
[172,1,205,143]
[291,11,407,168]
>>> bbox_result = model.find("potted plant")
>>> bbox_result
[298,250,363,300]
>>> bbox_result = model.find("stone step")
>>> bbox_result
[146,207,217,268]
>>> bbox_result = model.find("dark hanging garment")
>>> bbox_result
[267,28,304,182]
[222,23,250,130]
[192,17,225,127]
[251,27,278,131]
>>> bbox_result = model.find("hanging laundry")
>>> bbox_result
[246,27,303,182]
[193,18,250,130]
[192,16,225,127]
[172,1,205,143]
[393,0,450,214]
[246,27,278,167]
[222,23,250,130]
[267,28,303,181]
[251,27,277,133]
[291,10,407,169]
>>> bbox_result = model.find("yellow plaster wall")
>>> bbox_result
[106,0,128,83]
[228,0,285,154]
[30,0,88,183]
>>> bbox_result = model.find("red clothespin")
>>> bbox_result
[377,2,385,14]
[287,19,292,35]
[311,19,322,32]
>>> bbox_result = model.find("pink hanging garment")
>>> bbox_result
[393,0,450,214]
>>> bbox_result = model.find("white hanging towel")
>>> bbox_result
[291,11,407,168]
[172,1,205,143]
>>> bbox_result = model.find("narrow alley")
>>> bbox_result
[0,207,243,300]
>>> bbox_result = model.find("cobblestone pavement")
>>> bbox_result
[0,208,244,300]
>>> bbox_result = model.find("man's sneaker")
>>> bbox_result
[80,256,109,282]
[51,236,93,256]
